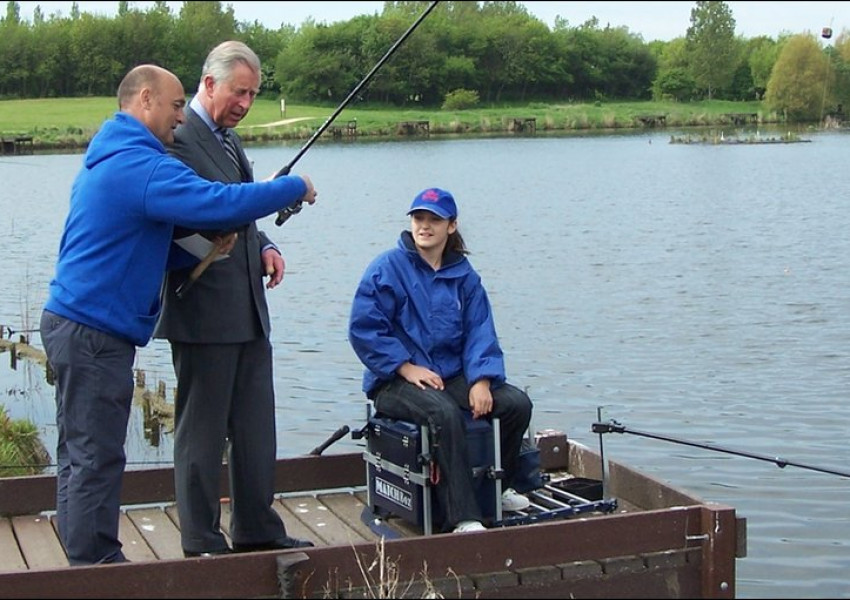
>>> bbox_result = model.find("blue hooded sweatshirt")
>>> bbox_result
[44,112,307,346]
[349,230,506,398]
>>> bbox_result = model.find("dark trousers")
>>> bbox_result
[40,310,134,565]
[373,375,532,531]
[171,338,287,553]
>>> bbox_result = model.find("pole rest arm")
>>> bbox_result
[591,420,626,434]
[350,423,370,440]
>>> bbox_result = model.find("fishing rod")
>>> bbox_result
[177,1,440,298]
[273,0,440,227]
[592,419,850,479]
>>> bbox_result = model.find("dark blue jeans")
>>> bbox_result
[373,375,532,530]
[40,310,134,565]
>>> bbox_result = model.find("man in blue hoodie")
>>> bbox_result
[39,63,317,566]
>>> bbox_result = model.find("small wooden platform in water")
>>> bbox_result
[669,133,811,145]
[636,114,667,127]
[396,120,430,135]
[0,136,34,155]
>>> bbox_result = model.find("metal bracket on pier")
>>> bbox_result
[276,551,311,599]
[592,420,626,434]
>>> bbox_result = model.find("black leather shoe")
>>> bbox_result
[183,547,233,558]
[233,537,315,552]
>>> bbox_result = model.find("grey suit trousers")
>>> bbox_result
[171,338,287,551]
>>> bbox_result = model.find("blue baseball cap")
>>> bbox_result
[407,187,458,220]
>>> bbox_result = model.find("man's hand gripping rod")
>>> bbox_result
[274,0,440,226]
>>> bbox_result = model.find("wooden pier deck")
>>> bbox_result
[1,488,378,571]
[0,447,744,599]
[0,456,635,572]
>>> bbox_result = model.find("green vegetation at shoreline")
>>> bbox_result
[0,404,50,477]
[0,97,785,151]
[2,1,845,135]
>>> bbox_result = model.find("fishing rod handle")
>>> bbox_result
[273,164,304,226]
[175,246,219,299]
[175,232,237,299]
[275,200,303,226]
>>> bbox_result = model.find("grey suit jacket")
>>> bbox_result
[154,107,273,343]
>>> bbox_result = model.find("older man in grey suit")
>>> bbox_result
[155,41,313,557]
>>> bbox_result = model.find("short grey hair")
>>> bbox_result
[198,40,261,90]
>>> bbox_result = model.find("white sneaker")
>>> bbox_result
[501,487,531,512]
[453,520,487,533]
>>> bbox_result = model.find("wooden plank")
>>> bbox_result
[320,491,379,542]
[11,514,67,569]
[163,500,233,547]
[165,499,268,546]
[42,513,158,564]
[118,512,158,562]
[163,503,179,528]
[165,497,302,549]
[378,515,421,539]
[279,494,370,548]
[125,507,183,560]
[355,490,421,539]
[0,518,27,572]
[699,504,739,598]
[271,498,328,546]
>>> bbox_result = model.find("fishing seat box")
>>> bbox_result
[363,411,502,535]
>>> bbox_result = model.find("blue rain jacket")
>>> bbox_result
[349,231,506,398]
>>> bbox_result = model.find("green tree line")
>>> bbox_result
[2,0,849,122]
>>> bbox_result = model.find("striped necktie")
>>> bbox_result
[218,127,243,175]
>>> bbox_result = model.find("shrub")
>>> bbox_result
[0,405,50,477]
[442,89,479,111]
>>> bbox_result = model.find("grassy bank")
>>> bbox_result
[0,404,50,477]
[0,97,782,151]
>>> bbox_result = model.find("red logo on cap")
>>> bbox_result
[421,189,440,202]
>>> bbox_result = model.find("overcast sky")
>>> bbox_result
[14,1,848,43]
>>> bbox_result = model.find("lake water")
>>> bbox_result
[1,128,848,598]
